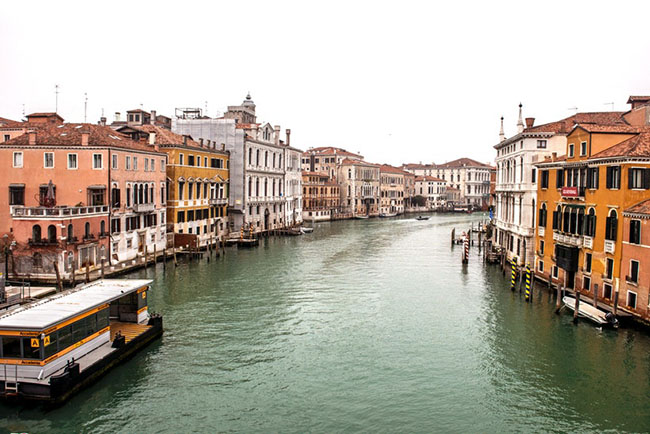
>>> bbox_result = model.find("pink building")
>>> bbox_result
[620,199,650,322]
[0,122,167,282]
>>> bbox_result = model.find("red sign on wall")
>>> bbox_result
[561,186,579,197]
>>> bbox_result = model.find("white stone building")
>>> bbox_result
[415,175,447,209]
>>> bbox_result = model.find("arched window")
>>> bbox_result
[32,225,42,242]
[585,208,596,237]
[577,208,585,235]
[100,220,106,235]
[265,151,268,167]
[552,205,561,230]
[248,177,252,196]
[47,225,56,243]
[264,178,268,196]
[256,149,260,166]
[255,178,259,196]
[67,224,74,241]
[249,148,253,165]
[562,206,571,233]
[85,222,91,238]
[605,209,618,241]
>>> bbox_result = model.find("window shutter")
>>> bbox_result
[628,168,634,189]
[552,211,558,230]
[595,168,599,189]
[606,167,612,188]
[644,169,650,189]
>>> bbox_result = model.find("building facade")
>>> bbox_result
[339,159,380,216]
[302,172,340,221]
[379,165,406,215]
[415,175,447,209]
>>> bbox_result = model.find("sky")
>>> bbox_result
[1,0,650,167]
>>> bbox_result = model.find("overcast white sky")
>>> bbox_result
[1,1,649,166]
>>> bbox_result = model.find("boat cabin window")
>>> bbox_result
[1,336,22,358]
[23,337,41,360]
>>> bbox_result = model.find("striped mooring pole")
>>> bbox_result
[510,258,517,291]
[524,263,531,302]
[462,234,469,264]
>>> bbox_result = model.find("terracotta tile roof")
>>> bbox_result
[524,112,627,134]
[127,109,150,114]
[0,117,22,128]
[415,175,445,182]
[305,147,363,158]
[573,124,642,133]
[627,96,650,104]
[437,157,491,168]
[624,198,650,215]
[0,123,160,153]
[380,164,408,174]
[402,163,435,169]
[590,132,650,158]
[340,158,379,167]
[26,112,61,118]
[135,125,201,148]
[302,171,329,177]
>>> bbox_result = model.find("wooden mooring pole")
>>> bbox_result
[53,262,63,292]
[100,258,105,279]
[524,263,531,302]
[573,290,580,323]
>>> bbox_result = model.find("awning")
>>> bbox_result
[9,183,25,187]
[87,185,106,190]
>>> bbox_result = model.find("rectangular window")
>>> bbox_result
[628,260,639,283]
[552,265,558,279]
[177,211,185,223]
[583,276,591,292]
[9,185,25,205]
[3,134,9,142]
[580,141,587,156]
[538,260,544,273]
[537,140,547,149]
[539,240,544,255]
[627,291,637,309]
[161,159,165,171]
[603,283,612,299]
[126,156,131,170]
[93,153,103,169]
[178,182,185,201]
[568,143,575,157]
[531,168,536,183]
[188,183,194,200]
[111,218,121,234]
[133,157,138,170]
[44,152,54,168]
[151,159,155,171]
[67,153,78,169]
[606,166,621,189]
[628,168,647,189]
[145,158,149,172]
[12,151,23,168]
[540,170,549,189]
[585,252,592,273]
[630,219,641,244]
[606,258,614,280]
[179,154,184,165]
[587,167,599,189]
[188,155,195,166]
[112,154,118,169]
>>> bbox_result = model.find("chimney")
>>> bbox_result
[81,131,89,146]
[274,125,280,145]
[183,135,188,146]
[150,110,157,125]
[149,133,156,145]
[28,130,37,145]
[552,152,557,161]
[285,129,291,146]
[199,138,204,147]
[525,117,535,128]
[517,103,524,133]
[100,117,107,126]
[221,143,225,151]
[499,116,505,142]
[115,112,121,122]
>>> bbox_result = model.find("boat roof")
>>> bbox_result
[0,279,152,332]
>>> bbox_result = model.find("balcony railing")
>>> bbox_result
[209,198,228,205]
[133,203,155,213]
[583,236,593,249]
[83,234,96,242]
[538,226,545,237]
[552,231,583,247]
[28,238,58,246]
[12,205,109,219]
[604,239,615,254]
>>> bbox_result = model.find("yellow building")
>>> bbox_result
[534,122,650,312]
[119,125,229,247]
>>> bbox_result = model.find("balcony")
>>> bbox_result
[604,239,615,254]
[538,226,545,237]
[133,203,155,213]
[12,205,109,219]
[583,236,593,249]
[28,238,58,246]
[625,275,638,285]
[552,231,583,247]
[209,198,228,206]
[560,186,585,199]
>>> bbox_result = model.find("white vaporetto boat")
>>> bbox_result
[562,296,619,328]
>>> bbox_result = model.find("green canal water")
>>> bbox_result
[2,214,650,433]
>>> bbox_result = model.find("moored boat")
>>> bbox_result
[562,296,619,328]
[0,279,162,404]
[379,212,398,218]
[300,227,314,234]
[354,215,369,219]
[415,216,429,221]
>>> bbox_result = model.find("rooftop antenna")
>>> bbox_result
[22,104,25,118]
[604,102,614,111]
[568,106,578,114]
[55,84,59,113]
[84,92,88,123]
[204,100,208,117]
[101,107,105,117]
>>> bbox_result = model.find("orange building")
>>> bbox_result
[302,172,340,221]
[621,199,650,321]
[534,121,650,319]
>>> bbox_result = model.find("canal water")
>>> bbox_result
[2,214,650,433]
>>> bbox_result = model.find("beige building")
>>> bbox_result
[415,176,447,209]
[380,165,406,215]
[339,159,380,216]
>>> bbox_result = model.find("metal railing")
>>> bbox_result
[12,205,109,218]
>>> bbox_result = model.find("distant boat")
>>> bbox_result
[415,216,429,221]
[379,212,398,218]
[355,215,369,219]
[562,296,619,328]
[300,227,313,234]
